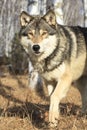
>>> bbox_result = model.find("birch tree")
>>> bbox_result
[27,0,46,15]
[63,0,84,26]
[84,0,87,27]
[0,0,28,57]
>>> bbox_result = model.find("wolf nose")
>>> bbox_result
[32,45,40,52]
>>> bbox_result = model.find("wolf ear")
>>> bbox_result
[20,11,33,26]
[43,10,56,26]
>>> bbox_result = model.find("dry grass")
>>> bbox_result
[0,66,87,130]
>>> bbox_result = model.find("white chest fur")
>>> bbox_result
[42,62,66,81]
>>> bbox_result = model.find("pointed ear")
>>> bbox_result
[43,10,56,26]
[20,11,33,26]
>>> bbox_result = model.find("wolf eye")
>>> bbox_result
[28,32,33,36]
[28,32,34,38]
[41,31,47,36]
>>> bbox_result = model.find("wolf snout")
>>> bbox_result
[32,45,40,53]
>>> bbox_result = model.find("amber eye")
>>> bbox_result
[41,31,47,36]
[28,32,33,37]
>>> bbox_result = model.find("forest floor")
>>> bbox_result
[0,65,87,130]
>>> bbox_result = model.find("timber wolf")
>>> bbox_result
[19,10,87,127]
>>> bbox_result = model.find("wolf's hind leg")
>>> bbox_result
[76,76,87,113]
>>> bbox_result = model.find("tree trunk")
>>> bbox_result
[27,0,46,15]
[63,0,84,26]
[84,0,87,26]
[0,0,28,57]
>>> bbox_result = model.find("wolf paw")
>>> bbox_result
[48,122,58,129]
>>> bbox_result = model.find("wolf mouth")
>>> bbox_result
[33,51,44,56]
[34,51,40,55]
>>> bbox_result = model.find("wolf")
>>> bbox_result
[19,10,87,127]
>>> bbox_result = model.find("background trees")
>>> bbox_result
[0,0,28,57]
[0,0,86,72]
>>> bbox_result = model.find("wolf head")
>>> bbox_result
[20,10,58,61]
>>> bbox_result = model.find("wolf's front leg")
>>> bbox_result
[49,75,72,128]
[28,61,39,89]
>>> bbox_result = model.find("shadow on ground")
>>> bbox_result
[0,102,82,129]
[0,66,86,129]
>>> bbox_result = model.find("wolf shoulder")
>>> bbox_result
[67,26,87,80]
